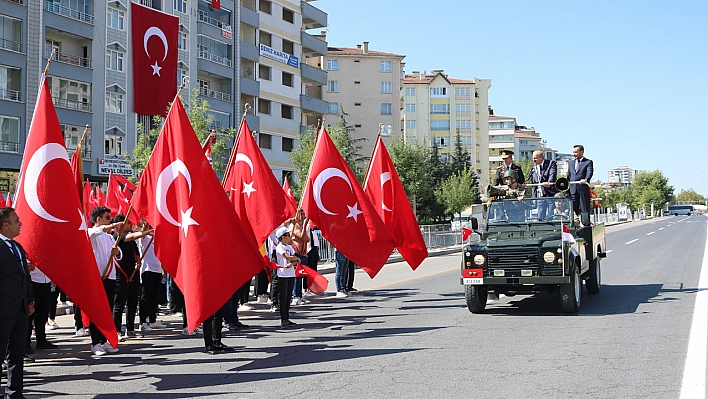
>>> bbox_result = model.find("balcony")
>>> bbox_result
[245,114,260,132]
[300,31,327,57]
[45,49,92,68]
[240,41,259,62]
[199,86,231,102]
[5,0,24,4]
[197,9,228,29]
[0,88,21,102]
[240,5,259,27]
[197,51,232,67]
[455,94,471,101]
[67,147,92,160]
[240,77,259,97]
[52,97,92,112]
[300,94,328,115]
[301,1,327,29]
[44,1,94,24]
[300,63,326,84]
[0,38,22,53]
[0,141,20,152]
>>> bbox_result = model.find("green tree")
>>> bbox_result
[676,188,705,205]
[601,187,633,210]
[289,110,367,198]
[450,129,471,175]
[387,134,430,216]
[435,167,479,219]
[629,170,674,210]
[416,141,449,222]
[127,89,235,179]
[518,158,534,182]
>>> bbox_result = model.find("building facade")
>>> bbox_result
[0,0,326,190]
[608,166,636,186]
[402,70,491,183]
[320,42,405,158]
[487,113,515,183]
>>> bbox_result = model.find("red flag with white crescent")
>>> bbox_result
[131,2,178,116]
[282,178,298,217]
[295,264,328,295]
[13,76,117,347]
[363,136,428,270]
[301,128,396,278]
[6,194,12,208]
[0,193,5,208]
[130,96,265,332]
[562,224,576,243]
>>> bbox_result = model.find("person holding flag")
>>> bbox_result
[274,226,300,328]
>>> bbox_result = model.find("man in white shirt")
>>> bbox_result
[26,265,56,351]
[275,226,300,329]
[138,233,165,332]
[87,206,122,356]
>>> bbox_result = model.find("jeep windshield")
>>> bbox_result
[487,198,573,224]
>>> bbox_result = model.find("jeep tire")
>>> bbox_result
[560,265,581,313]
[586,257,601,294]
[465,285,487,313]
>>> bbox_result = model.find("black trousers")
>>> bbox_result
[254,269,269,296]
[48,286,60,320]
[0,306,28,399]
[277,277,295,322]
[27,281,51,345]
[305,248,319,290]
[238,279,251,305]
[169,279,184,314]
[74,305,83,330]
[270,273,279,308]
[202,307,224,348]
[139,271,162,324]
[346,262,356,291]
[91,279,116,346]
[572,189,591,216]
[113,276,140,332]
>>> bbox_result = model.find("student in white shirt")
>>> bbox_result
[275,226,300,329]
[139,232,165,332]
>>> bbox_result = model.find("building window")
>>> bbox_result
[259,133,272,149]
[489,121,515,130]
[174,0,187,13]
[455,103,471,114]
[0,65,21,101]
[282,39,294,55]
[177,69,187,86]
[259,64,271,80]
[430,104,450,114]
[258,98,271,115]
[327,103,338,114]
[381,81,392,93]
[105,49,124,72]
[282,137,293,152]
[0,115,20,151]
[0,15,22,53]
[197,79,210,92]
[259,0,271,13]
[46,76,92,112]
[281,71,293,87]
[282,7,294,23]
[455,87,471,96]
[178,31,187,50]
[431,136,448,147]
[405,119,416,129]
[61,124,92,153]
[197,35,233,66]
[430,120,451,131]
[430,87,448,97]
[327,59,338,71]
[380,61,391,72]
[405,87,416,96]
[381,103,392,115]
[327,81,338,93]
[456,119,471,129]
[106,7,124,30]
[259,31,272,47]
[405,103,416,112]
[105,92,123,114]
[281,104,293,119]
[206,110,231,129]
[104,134,123,156]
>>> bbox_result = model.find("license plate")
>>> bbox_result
[463,278,483,285]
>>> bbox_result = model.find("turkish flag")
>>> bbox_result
[212,0,221,10]
[82,179,93,220]
[461,227,473,241]
[69,142,84,210]
[0,193,5,208]
[301,128,396,278]
[131,2,178,116]
[13,76,117,347]
[282,178,298,217]
[364,136,428,270]
[202,135,214,166]
[295,264,328,295]
[106,172,122,217]
[131,97,265,331]
[6,194,12,208]
[115,174,137,191]
[95,185,107,207]
[223,119,291,246]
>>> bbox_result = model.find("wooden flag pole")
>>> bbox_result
[43,48,56,76]
[128,235,154,283]
[221,103,251,187]
[101,205,133,280]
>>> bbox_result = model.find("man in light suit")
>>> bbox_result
[0,207,34,399]
[569,145,594,218]
[527,150,558,219]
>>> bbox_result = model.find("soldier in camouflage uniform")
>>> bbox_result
[501,170,526,199]
[493,150,525,186]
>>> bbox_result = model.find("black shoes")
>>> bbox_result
[35,341,58,350]
[226,321,249,330]
[214,342,233,352]
[281,320,297,328]
[204,346,218,355]
[24,345,34,355]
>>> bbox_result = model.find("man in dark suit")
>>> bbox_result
[569,145,594,218]
[0,207,34,399]
[527,150,558,219]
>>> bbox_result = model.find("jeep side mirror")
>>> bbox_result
[581,212,590,226]
[470,217,479,230]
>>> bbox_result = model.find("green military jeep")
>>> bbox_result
[460,197,607,313]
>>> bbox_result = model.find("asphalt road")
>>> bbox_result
[14,216,708,398]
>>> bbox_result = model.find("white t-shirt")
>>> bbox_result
[88,226,122,280]
[139,235,162,274]
[275,243,296,278]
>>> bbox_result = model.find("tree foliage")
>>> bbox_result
[435,167,479,218]
[676,189,705,205]
[387,134,430,215]
[629,170,674,210]
[450,130,471,175]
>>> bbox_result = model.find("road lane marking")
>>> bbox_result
[646,232,655,236]
[659,228,664,231]
[605,249,613,253]
[680,222,708,398]
[625,239,639,245]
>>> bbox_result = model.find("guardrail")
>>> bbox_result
[197,51,232,67]
[0,141,21,152]
[52,96,92,112]
[198,87,231,102]
[0,88,21,102]
[44,1,94,24]
[0,38,22,52]
[45,49,92,68]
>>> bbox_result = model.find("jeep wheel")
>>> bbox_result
[465,285,487,313]
[586,257,601,294]
[560,265,581,313]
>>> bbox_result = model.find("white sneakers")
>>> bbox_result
[239,303,254,311]
[150,321,166,329]
[336,291,348,298]
[75,328,89,337]
[46,320,59,330]
[303,291,315,298]
[102,342,119,354]
[255,295,269,304]
[291,297,304,306]
[182,328,196,336]
[91,344,106,356]
[139,323,153,332]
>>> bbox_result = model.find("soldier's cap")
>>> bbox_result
[500,150,514,159]
[554,192,567,198]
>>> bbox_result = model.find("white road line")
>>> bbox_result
[679,222,708,398]
[625,239,639,245]
[659,228,664,231]
[605,249,613,253]
[646,232,655,236]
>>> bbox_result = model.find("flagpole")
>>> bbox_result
[221,103,251,187]
[101,205,134,280]
[200,131,215,150]
[43,48,56,76]
[128,235,154,283]
[362,124,383,189]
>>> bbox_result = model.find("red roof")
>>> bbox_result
[327,47,405,58]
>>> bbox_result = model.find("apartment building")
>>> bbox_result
[320,41,405,158]
[0,0,327,190]
[402,70,491,182]
[487,113,515,183]
[608,166,636,186]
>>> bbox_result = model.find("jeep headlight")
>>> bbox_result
[543,251,556,263]
[473,254,486,265]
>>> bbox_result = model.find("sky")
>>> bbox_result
[314,0,708,195]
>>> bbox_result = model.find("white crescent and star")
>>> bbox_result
[144,27,168,76]
[380,172,393,212]
[233,153,256,198]
[312,167,362,221]
[156,159,199,237]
